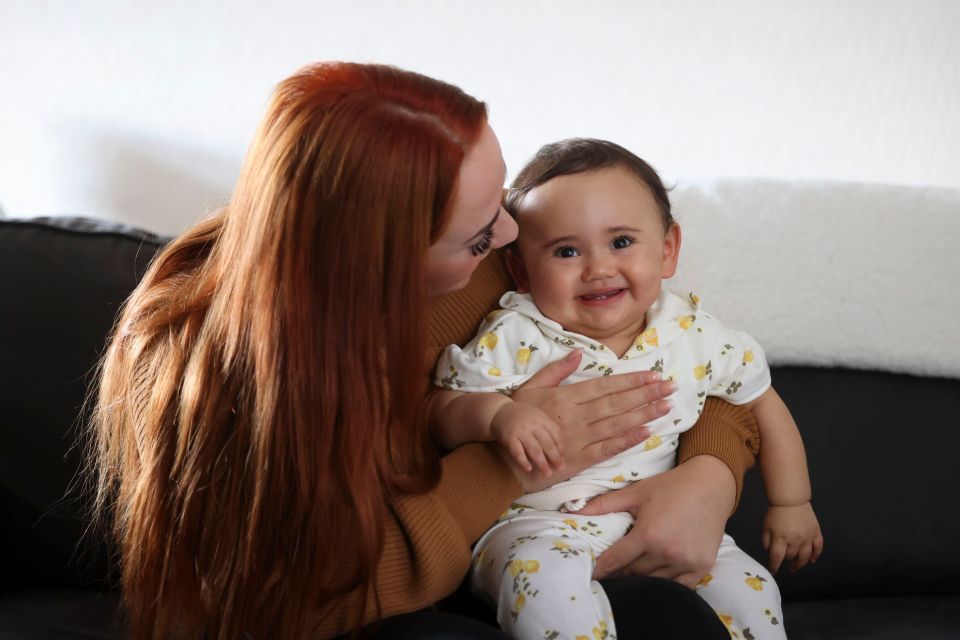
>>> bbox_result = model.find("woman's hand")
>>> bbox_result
[576,455,736,588]
[501,349,676,493]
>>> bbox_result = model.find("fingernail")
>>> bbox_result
[657,399,672,413]
[661,381,678,394]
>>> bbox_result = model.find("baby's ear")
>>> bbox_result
[505,248,531,293]
[661,222,682,279]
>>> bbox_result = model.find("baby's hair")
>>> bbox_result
[504,138,674,230]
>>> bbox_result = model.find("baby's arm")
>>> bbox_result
[748,387,824,573]
[428,389,563,475]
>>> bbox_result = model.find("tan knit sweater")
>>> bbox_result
[314,252,760,638]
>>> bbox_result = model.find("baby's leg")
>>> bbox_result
[693,534,786,640]
[471,510,630,640]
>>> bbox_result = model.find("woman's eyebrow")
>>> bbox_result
[465,208,500,244]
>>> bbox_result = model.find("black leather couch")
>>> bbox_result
[2,216,959,639]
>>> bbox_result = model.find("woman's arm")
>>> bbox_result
[314,444,519,638]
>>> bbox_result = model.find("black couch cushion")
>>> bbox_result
[728,366,960,602]
[0,217,167,592]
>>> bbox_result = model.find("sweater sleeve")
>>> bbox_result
[314,444,521,638]
[677,396,761,505]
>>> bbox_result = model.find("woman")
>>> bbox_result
[93,62,758,639]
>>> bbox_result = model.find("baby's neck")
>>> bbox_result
[584,316,647,359]
[594,332,641,359]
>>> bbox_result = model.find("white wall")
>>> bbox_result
[2,0,958,235]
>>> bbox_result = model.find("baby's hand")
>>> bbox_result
[490,401,564,476]
[762,503,824,573]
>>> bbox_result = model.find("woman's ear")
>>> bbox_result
[660,222,682,279]
[505,248,531,293]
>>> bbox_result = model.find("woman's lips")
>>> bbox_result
[577,288,625,306]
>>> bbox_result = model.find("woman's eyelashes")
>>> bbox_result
[471,228,494,256]
[553,236,635,258]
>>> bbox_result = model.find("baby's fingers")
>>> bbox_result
[767,538,786,574]
[811,533,825,563]
[521,434,552,477]
[791,541,813,572]
[537,426,563,469]
[507,439,533,473]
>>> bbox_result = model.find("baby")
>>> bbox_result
[430,138,823,640]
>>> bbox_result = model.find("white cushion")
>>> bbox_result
[666,178,960,378]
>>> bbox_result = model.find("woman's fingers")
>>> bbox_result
[519,348,583,390]
[585,399,671,445]
[585,426,651,463]
[564,370,663,403]
[583,380,676,426]
[592,531,645,580]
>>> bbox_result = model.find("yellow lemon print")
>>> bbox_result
[693,364,708,380]
[718,613,733,628]
[644,435,663,451]
[744,573,766,591]
[576,636,591,640]
[484,309,502,323]
[742,350,754,365]
[553,540,570,551]
[516,343,538,365]
[479,332,498,350]
[611,474,626,483]
[678,315,695,330]
[689,292,700,306]
[508,560,524,577]
[592,621,608,640]
[642,327,658,347]
[563,518,579,528]
[513,594,525,613]
[695,573,713,588]
[523,560,540,573]
[487,367,502,377]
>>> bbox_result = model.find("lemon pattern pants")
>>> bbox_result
[471,508,786,640]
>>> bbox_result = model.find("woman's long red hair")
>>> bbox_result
[91,62,487,638]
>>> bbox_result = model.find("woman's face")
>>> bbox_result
[427,124,518,297]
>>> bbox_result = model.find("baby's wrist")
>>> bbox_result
[768,499,811,509]
[488,395,516,433]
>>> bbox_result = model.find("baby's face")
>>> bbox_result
[512,167,680,344]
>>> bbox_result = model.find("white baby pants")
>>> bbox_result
[471,507,786,640]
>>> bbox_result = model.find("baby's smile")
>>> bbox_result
[577,287,627,306]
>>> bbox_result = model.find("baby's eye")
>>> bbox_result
[555,246,579,258]
[612,235,634,250]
